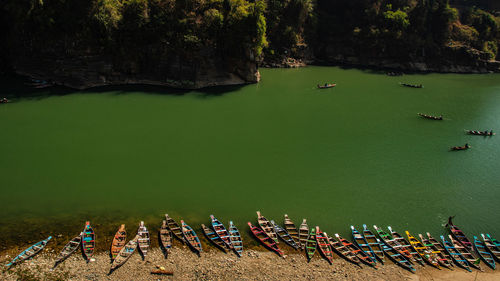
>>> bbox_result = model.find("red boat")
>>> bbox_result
[336,233,377,268]
[446,216,473,251]
[315,227,334,264]
[248,222,283,257]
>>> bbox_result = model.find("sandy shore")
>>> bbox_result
[2,245,499,281]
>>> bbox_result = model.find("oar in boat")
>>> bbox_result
[377,238,415,273]
[109,235,139,274]
[473,236,495,269]
[210,215,233,249]
[201,224,227,253]
[352,225,378,264]
[362,224,384,263]
[159,220,172,257]
[53,233,82,268]
[271,220,299,249]
[181,220,202,255]
[6,236,52,267]
[440,235,472,272]
[229,221,243,257]
[137,221,150,260]
[420,233,453,269]
[298,219,309,250]
[256,211,279,243]
[248,222,283,257]
[82,221,95,262]
[111,225,127,261]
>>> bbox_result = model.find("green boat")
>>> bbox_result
[305,227,317,261]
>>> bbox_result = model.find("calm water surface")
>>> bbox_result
[1,66,500,250]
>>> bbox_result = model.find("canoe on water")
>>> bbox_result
[53,233,82,268]
[159,220,172,256]
[388,226,425,266]
[317,83,336,89]
[374,225,414,263]
[6,236,52,267]
[400,83,423,88]
[201,224,227,253]
[110,235,139,273]
[82,221,95,262]
[271,220,299,249]
[329,234,361,266]
[378,238,415,272]
[211,215,233,249]
[441,235,472,272]
[165,214,184,243]
[181,220,202,255]
[451,144,470,151]
[248,222,283,257]
[406,231,440,269]
[449,234,481,270]
[305,228,317,261]
[137,221,150,259]
[298,219,309,250]
[467,130,495,136]
[229,221,243,257]
[257,211,278,243]
[474,236,496,269]
[315,227,334,264]
[482,234,500,262]
[352,225,377,264]
[418,113,443,120]
[111,225,127,261]
[336,233,377,268]
[421,233,453,269]
[283,214,300,246]
[446,216,473,252]
[362,224,384,263]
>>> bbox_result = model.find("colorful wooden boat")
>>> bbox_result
[352,225,377,264]
[210,215,232,249]
[388,226,425,266]
[305,227,317,261]
[6,236,52,267]
[53,233,82,268]
[165,214,184,243]
[317,83,336,89]
[406,231,440,268]
[418,113,442,120]
[82,221,95,262]
[159,220,172,256]
[374,225,415,263]
[229,221,243,257]
[482,234,500,262]
[110,235,139,273]
[328,234,361,266]
[446,216,473,251]
[449,234,480,270]
[271,220,299,249]
[256,211,278,243]
[283,214,300,245]
[181,220,202,255]
[248,222,283,257]
[421,233,453,269]
[441,235,472,272]
[362,224,384,263]
[451,144,470,151]
[336,233,377,268]
[378,238,415,272]
[201,224,227,253]
[474,236,495,269]
[111,224,127,261]
[315,227,334,264]
[137,221,150,259]
[298,219,309,250]
[467,130,495,136]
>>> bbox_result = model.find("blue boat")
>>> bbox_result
[181,220,202,255]
[482,234,500,262]
[6,236,52,267]
[362,224,384,263]
[201,224,227,252]
[474,236,496,269]
[351,225,377,264]
[440,235,472,272]
[210,215,232,249]
[229,221,243,257]
[377,238,415,272]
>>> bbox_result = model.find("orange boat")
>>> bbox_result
[111,224,127,260]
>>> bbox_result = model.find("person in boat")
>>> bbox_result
[325,83,328,87]
[465,143,470,148]
[490,130,494,135]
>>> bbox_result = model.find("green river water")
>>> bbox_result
[1,66,500,251]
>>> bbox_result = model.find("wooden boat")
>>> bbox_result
[201,224,227,252]
[181,220,202,255]
[374,225,415,263]
[271,220,299,249]
[421,233,453,269]
[467,130,495,136]
[336,233,377,268]
[305,227,317,261]
[387,71,403,76]
[159,220,172,256]
[328,234,361,266]
[449,234,480,270]
[474,236,495,269]
[362,224,384,263]
[451,144,470,151]
[256,211,278,243]
[210,215,232,249]
[482,234,500,262]
[53,233,82,268]
[165,214,184,243]
[441,235,472,272]
[388,226,425,266]
[378,238,415,272]
[82,221,95,262]
[298,219,309,250]
[352,225,378,264]
[406,231,440,268]
[400,82,423,88]
[110,235,139,273]
[315,227,334,264]
[283,214,300,245]
[317,83,336,89]
[6,236,52,267]
[248,222,283,257]
[446,216,473,251]
[418,113,443,120]
[136,221,150,259]
[0,98,10,104]
[229,221,243,257]
[111,225,127,261]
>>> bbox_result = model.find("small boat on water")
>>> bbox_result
[481,234,500,262]
[298,219,309,250]
[0,98,10,104]
[165,214,185,243]
[248,222,283,257]
[111,225,127,261]
[257,211,279,243]
[406,231,440,268]
[159,220,172,256]
[82,221,95,262]
[467,130,495,136]
[451,144,470,151]
[378,238,415,272]
[229,221,243,257]
[388,226,425,266]
[446,216,473,252]
[421,233,453,269]
[6,236,52,267]
[201,224,227,253]
[418,113,443,120]
[374,225,415,263]
[110,235,139,273]
[329,234,361,266]
[211,215,233,249]
[317,83,336,89]
[441,235,472,271]
[352,225,378,264]
[283,214,300,246]
[387,71,403,76]
[315,227,334,265]
[271,220,299,249]
[362,224,384,263]
[53,233,82,268]
[305,228,317,261]
[400,83,423,88]
[137,221,150,259]
[181,220,202,255]
[473,236,495,269]
[449,234,481,270]
[336,233,377,268]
